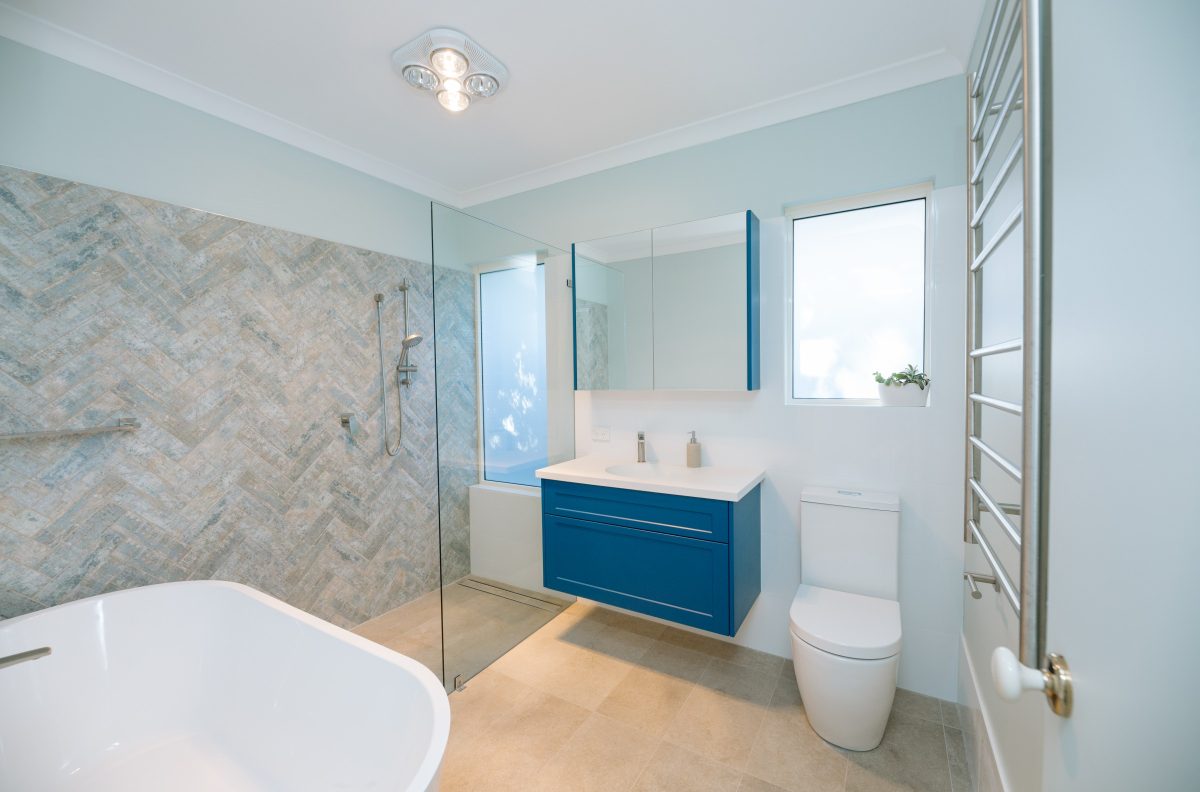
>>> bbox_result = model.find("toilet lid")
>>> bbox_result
[788,584,902,660]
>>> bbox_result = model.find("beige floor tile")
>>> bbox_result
[843,712,952,792]
[663,685,770,770]
[531,712,659,792]
[587,604,669,639]
[744,712,847,792]
[658,625,787,676]
[889,689,942,725]
[490,633,635,710]
[447,668,532,740]
[639,638,714,681]
[697,658,781,706]
[598,665,697,736]
[441,688,590,792]
[743,678,847,792]
[632,742,744,792]
[740,776,805,792]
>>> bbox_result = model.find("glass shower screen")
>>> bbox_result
[430,204,576,691]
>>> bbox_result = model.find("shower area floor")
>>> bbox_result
[353,576,571,689]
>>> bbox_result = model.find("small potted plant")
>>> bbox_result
[874,365,931,406]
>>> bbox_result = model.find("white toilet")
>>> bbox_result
[789,486,902,751]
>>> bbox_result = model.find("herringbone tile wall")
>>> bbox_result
[0,164,475,628]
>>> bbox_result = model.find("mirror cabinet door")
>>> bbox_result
[573,211,757,392]
[650,213,749,390]
[573,230,653,390]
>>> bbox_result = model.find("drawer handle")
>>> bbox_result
[555,577,713,617]
[556,507,713,535]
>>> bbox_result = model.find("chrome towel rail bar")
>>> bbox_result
[968,393,1022,415]
[970,338,1022,358]
[969,479,1022,548]
[971,0,1009,98]
[972,3,1022,140]
[969,436,1022,481]
[0,418,140,442]
[971,136,1024,228]
[972,65,1024,184]
[972,205,1023,271]
[968,520,1020,613]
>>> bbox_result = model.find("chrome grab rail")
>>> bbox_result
[0,418,140,442]
[0,646,52,670]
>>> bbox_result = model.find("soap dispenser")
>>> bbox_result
[686,431,702,468]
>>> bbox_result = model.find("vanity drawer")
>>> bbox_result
[543,514,731,634]
[541,479,730,543]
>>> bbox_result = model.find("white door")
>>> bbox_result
[1039,2,1200,789]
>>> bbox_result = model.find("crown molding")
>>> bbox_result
[0,3,460,204]
[459,49,964,207]
[2,2,965,210]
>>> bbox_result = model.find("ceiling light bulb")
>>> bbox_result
[437,90,470,113]
[430,47,468,78]
[464,73,499,98]
[442,78,463,93]
[401,64,439,91]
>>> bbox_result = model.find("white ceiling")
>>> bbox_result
[0,0,983,206]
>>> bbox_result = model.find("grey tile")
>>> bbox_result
[890,688,943,725]
[843,711,952,792]
[0,163,472,629]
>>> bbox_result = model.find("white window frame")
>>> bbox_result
[783,183,933,406]
[473,254,545,491]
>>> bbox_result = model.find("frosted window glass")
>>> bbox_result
[792,199,925,399]
[479,265,547,486]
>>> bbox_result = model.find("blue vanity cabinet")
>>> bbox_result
[541,479,761,636]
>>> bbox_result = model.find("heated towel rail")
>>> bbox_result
[964,0,1071,717]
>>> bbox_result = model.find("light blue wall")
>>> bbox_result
[0,37,432,261]
[469,76,966,248]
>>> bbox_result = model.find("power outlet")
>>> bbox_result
[591,426,611,443]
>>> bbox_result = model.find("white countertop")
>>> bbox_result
[535,456,765,502]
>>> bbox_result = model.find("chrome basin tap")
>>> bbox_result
[637,431,646,463]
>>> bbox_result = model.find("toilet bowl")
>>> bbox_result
[789,583,901,750]
[790,486,902,751]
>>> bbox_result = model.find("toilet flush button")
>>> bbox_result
[837,490,863,496]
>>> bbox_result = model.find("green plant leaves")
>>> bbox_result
[874,364,930,390]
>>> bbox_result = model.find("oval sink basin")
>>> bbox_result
[605,463,697,481]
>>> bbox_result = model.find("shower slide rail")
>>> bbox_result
[964,0,1070,717]
[0,418,140,442]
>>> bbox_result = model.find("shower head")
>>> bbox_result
[397,332,424,368]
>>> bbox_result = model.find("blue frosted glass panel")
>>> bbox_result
[479,265,547,486]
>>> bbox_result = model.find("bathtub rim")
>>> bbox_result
[0,579,451,792]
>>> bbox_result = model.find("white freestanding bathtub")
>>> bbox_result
[0,581,450,791]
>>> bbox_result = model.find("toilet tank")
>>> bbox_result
[800,486,900,599]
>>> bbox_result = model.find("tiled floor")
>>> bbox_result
[353,577,569,689]
[440,601,970,792]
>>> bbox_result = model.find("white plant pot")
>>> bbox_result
[878,382,929,407]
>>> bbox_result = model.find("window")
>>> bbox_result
[478,263,547,486]
[788,189,927,402]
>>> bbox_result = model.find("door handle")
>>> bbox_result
[991,646,1073,717]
